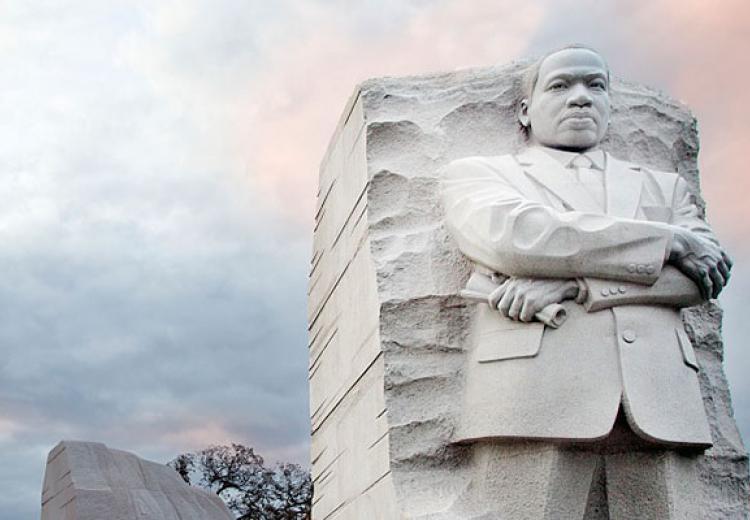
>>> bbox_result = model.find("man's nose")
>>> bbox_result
[566,84,593,107]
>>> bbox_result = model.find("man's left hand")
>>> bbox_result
[669,227,732,300]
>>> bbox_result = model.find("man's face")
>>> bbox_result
[519,48,610,151]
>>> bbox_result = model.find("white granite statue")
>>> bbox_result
[308,45,748,520]
[441,44,731,519]
[41,441,233,520]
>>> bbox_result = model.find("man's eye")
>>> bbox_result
[548,82,567,91]
[590,80,607,90]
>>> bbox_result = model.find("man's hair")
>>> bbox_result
[520,44,610,101]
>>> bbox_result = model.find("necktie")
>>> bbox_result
[569,154,605,211]
[570,153,594,170]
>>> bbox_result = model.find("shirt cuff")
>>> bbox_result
[575,278,588,304]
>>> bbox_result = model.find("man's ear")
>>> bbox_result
[518,99,530,128]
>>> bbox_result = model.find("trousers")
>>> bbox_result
[445,410,704,520]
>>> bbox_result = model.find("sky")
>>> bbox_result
[0,1,748,517]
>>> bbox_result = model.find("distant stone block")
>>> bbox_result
[41,440,233,520]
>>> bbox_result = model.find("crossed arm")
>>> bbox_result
[494,266,708,322]
[441,158,732,321]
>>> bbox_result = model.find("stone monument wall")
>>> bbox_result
[41,441,234,520]
[308,61,749,519]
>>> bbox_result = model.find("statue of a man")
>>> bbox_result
[441,45,732,519]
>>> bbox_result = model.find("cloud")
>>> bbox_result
[0,2,310,516]
[241,0,545,221]
[0,1,748,518]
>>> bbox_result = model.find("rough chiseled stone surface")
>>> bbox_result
[309,61,749,518]
[41,441,233,520]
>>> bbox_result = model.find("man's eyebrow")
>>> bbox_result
[544,71,608,84]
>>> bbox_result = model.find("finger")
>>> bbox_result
[508,293,524,320]
[708,266,724,298]
[699,269,713,301]
[679,258,702,287]
[519,299,536,322]
[681,257,706,299]
[717,259,730,282]
[497,286,515,317]
[488,280,510,309]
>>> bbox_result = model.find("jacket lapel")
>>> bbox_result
[605,154,644,219]
[516,147,601,213]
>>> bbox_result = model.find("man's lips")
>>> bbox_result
[561,112,596,122]
[560,112,597,129]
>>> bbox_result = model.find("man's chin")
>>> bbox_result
[551,132,600,152]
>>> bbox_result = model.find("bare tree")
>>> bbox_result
[168,443,312,520]
[170,453,194,484]
[266,463,312,519]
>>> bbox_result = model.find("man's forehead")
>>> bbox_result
[537,49,608,82]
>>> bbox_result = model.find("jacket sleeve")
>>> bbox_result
[671,176,721,244]
[581,175,714,309]
[441,156,674,284]
[581,267,702,311]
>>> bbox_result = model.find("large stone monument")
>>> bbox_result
[308,46,749,519]
[41,441,233,520]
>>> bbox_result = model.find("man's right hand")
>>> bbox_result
[493,277,579,322]
[669,227,732,300]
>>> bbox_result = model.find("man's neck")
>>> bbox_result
[529,140,600,154]
[532,145,606,171]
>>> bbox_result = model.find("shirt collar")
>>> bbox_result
[537,146,606,171]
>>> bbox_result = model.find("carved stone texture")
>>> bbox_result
[40,441,233,520]
[309,61,749,518]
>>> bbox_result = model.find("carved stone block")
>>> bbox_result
[309,61,748,518]
[41,441,233,520]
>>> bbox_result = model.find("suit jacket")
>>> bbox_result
[441,146,715,447]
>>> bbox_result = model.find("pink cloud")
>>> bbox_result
[160,420,236,451]
[0,417,21,441]
[149,418,307,464]
[240,0,544,224]
[242,0,750,246]
[604,0,750,242]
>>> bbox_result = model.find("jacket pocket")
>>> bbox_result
[675,326,699,371]
[475,314,545,363]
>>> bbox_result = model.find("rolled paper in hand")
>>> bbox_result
[532,303,567,328]
[459,272,567,329]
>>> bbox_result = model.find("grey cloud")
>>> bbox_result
[719,259,750,442]
[0,2,315,518]
[1,2,747,519]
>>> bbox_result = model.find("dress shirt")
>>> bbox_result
[541,147,607,212]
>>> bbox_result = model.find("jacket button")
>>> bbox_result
[627,264,637,273]
[609,287,619,295]
[618,286,627,294]
[636,265,645,274]
[622,330,637,343]
[600,288,609,297]
[646,265,655,274]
